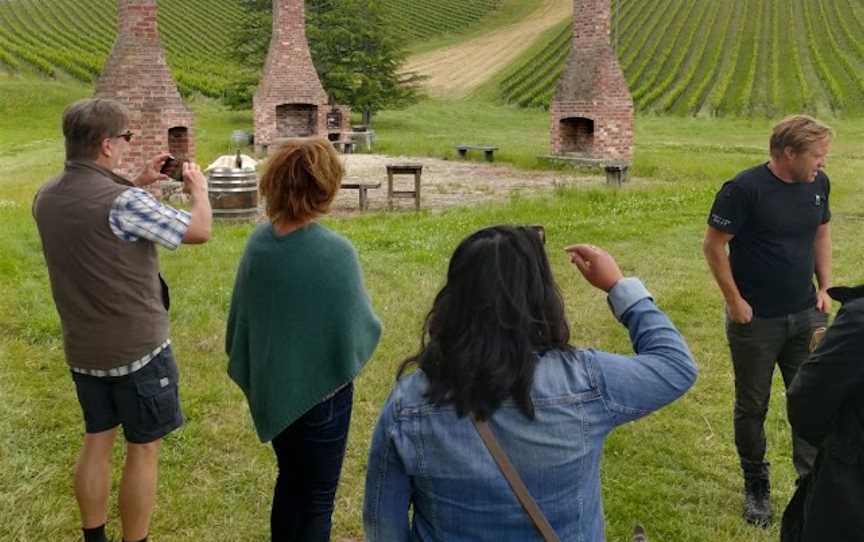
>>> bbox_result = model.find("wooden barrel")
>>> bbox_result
[208,166,258,219]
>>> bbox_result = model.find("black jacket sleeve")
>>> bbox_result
[787,299,864,446]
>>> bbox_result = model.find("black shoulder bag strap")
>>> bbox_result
[471,417,561,542]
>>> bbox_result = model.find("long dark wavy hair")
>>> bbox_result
[398,225,571,421]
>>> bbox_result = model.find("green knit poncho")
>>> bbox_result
[226,223,382,442]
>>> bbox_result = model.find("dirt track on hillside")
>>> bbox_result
[404,0,571,98]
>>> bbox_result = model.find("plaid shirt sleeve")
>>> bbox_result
[109,188,191,250]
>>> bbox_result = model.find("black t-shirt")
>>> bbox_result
[707,163,831,317]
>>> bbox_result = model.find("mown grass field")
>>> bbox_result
[2,74,864,541]
[496,0,864,116]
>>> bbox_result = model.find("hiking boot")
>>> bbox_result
[743,477,772,527]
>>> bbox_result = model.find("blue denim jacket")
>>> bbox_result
[363,278,697,542]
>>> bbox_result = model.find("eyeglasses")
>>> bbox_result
[112,131,134,143]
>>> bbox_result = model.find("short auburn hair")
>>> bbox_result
[63,98,129,161]
[259,138,344,223]
[769,115,832,159]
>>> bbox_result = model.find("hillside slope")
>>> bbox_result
[0,0,505,100]
[5,0,864,117]
[382,0,505,44]
[404,0,570,98]
[0,0,246,99]
[498,0,864,116]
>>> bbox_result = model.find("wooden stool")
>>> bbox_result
[386,163,423,210]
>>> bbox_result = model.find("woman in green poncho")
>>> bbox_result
[226,138,381,542]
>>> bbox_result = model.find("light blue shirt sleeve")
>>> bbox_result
[364,393,412,542]
[109,187,191,250]
[588,277,698,425]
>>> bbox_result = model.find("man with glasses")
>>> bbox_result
[32,98,212,542]
[703,115,833,528]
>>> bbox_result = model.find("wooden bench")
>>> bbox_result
[347,130,375,152]
[341,181,380,210]
[456,144,499,162]
[604,162,629,186]
[333,140,355,154]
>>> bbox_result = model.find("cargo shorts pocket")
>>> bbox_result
[135,372,179,430]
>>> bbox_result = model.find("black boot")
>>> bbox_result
[743,477,772,527]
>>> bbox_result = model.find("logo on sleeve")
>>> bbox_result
[710,214,732,228]
[813,194,824,207]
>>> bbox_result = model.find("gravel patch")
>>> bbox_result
[330,153,601,215]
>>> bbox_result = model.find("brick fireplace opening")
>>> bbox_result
[254,0,350,153]
[551,0,633,162]
[276,104,318,137]
[95,0,195,177]
[559,117,594,154]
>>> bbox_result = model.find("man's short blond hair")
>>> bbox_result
[259,138,344,224]
[770,115,832,159]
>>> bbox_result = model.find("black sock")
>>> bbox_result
[82,524,108,542]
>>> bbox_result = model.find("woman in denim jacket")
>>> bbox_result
[363,225,697,541]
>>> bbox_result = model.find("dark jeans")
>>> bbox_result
[271,383,353,542]
[726,307,827,480]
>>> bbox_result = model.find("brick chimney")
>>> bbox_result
[550,0,633,162]
[95,0,194,177]
[254,0,350,152]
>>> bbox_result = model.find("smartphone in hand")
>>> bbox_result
[160,156,187,182]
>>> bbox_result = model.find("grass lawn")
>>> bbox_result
[1,74,863,541]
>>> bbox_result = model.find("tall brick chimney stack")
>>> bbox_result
[573,0,611,44]
[254,0,350,152]
[550,0,633,162]
[95,0,194,177]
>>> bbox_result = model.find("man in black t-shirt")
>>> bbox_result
[703,115,833,528]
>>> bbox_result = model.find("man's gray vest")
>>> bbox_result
[33,161,169,371]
